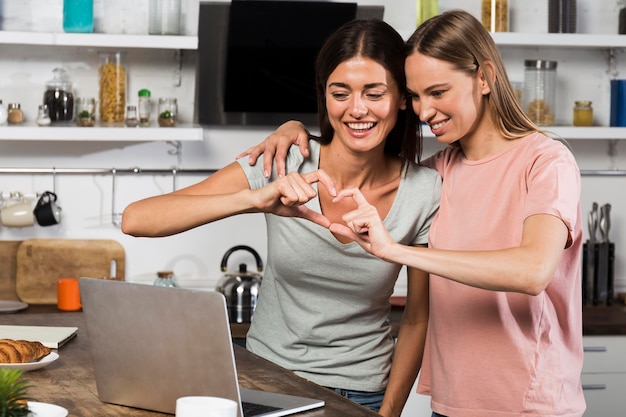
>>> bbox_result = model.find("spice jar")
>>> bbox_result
[158,97,177,127]
[138,89,151,127]
[481,0,508,32]
[36,105,51,126]
[573,101,593,126]
[523,59,557,126]
[98,52,127,123]
[153,270,178,287]
[7,103,24,124]
[125,105,138,127]
[44,68,74,123]
[75,97,96,127]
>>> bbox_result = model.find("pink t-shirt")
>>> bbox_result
[419,133,585,417]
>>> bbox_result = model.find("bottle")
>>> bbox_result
[154,270,178,287]
[158,97,178,127]
[620,2,626,34]
[98,52,127,123]
[7,103,24,124]
[75,97,96,127]
[523,59,557,126]
[573,101,593,126]
[548,0,577,33]
[138,89,152,127]
[0,100,8,126]
[481,0,508,32]
[36,105,52,126]
[44,68,74,123]
[125,105,139,127]
[63,0,94,33]
[416,0,438,25]
[149,0,182,35]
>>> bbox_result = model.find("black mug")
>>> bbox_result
[33,191,62,226]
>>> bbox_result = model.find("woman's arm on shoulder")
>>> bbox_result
[237,120,312,177]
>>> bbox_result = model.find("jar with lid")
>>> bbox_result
[44,68,74,123]
[149,0,182,35]
[548,0,577,34]
[7,103,24,124]
[75,97,96,127]
[0,101,8,126]
[158,98,177,127]
[154,270,178,287]
[573,101,593,126]
[98,52,127,123]
[63,0,94,33]
[522,59,557,126]
[481,0,508,32]
[138,89,152,127]
[36,105,51,126]
[125,105,139,127]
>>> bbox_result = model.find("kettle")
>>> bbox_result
[216,245,264,323]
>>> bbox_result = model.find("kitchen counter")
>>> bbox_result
[3,311,378,417]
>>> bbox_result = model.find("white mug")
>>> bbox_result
[175,396,238,417]
[1,201,34,227]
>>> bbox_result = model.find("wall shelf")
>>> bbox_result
[0,31,198,50]
[0,123,204,141]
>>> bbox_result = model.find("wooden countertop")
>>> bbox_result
[2,310,378,417]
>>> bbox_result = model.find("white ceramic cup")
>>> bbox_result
[175,396,238,417]
[1,201,34,227]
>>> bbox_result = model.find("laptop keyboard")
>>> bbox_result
[242,401,282,417]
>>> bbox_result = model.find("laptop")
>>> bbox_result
[79,278,324,417]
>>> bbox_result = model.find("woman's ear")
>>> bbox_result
[479,61,497,96]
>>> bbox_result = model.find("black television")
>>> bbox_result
[196,1,385,127]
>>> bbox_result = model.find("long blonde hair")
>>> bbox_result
[406,9,541,139]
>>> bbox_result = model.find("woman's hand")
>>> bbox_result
[236,120,312,178]
[329,188,397,259]
[257,170,336,229]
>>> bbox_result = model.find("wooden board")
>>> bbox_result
[15,239,125,304]
[0,240,23,301]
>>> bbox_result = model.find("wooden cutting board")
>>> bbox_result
[0,240,23,301]
[15,239,125,304]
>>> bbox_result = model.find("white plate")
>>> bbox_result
[27,401,68,417]
[0,300,28,313]
[0,352,59,372]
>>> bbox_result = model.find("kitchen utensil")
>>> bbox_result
[15,239,125,304]
[584,202,599,306]
[216,245,263,324]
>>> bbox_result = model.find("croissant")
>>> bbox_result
[0,339,51,363]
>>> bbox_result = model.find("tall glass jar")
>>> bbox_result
[98,52,127,123]
[158,98,178,127]
[63,0,94,33]
[523,59,557,126]
[149,0,182,35]
[481,0,508,32]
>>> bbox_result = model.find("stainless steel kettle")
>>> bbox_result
[216,245,263,323]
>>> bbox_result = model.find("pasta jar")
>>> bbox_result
[98,52,127,123]
[481,0,508,32]
[523,59,557,126]
[573,101,593,126]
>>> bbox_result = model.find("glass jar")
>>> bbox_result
[63,0,94,33]
[158,97,178,127]
[416,0,438,25]
[138,89,152,127]
[44,68,74,123]
[149,0,182,35]
[548,0,577,34]
[125,105,139,127]
[154,270,178,287]
[0,101,7,126]
[573,101,593,126]
[7,103,24,124]
[98,52,127,123]
[36,105,51,126]
[523,59,557,126]
[75,97,96,127]
[481,0,508,32]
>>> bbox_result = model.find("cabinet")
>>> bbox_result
[0,31,203,142]
[582,336,626,416]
